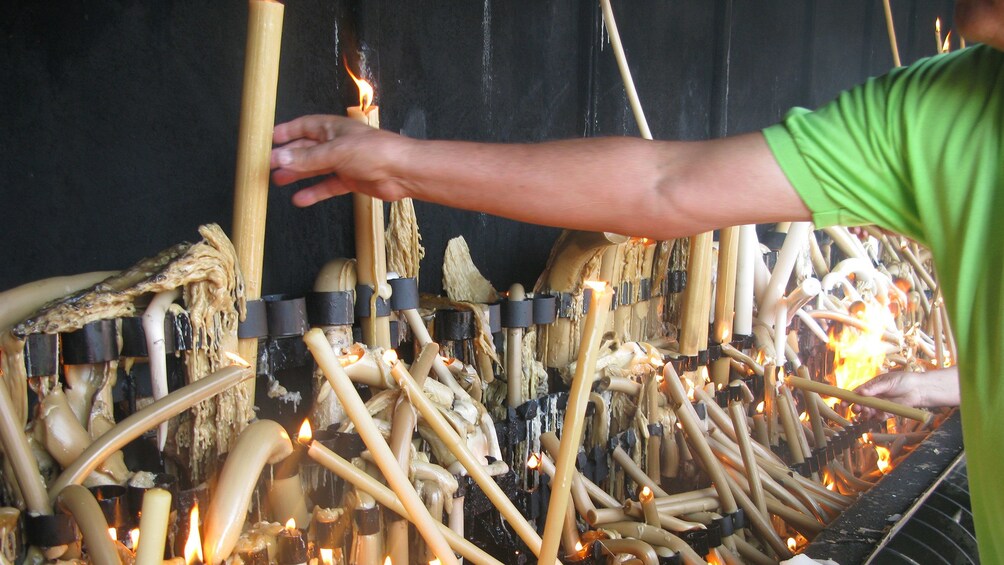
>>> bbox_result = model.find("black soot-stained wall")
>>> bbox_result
[2,0,954,296]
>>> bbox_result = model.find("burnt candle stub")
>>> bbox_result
[276,525,308,565]
[388,277,419,311]
[238,299,268,339]
[24,333,58,377]
[305,291,354,326]
[61,319,118,364]
[24,512,79,548]
[265,295,309,338]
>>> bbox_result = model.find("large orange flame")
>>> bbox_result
[184,503,204,565]
[829,301,888,392]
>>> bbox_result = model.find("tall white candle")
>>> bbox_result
[733,225,757,337]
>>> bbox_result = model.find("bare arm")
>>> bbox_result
[271,115,810,240]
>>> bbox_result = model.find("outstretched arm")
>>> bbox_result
[271,114,811,240]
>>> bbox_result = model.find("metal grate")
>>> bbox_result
[805,410,975,564]
[868,454,978,564]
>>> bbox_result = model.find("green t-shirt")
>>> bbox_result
[764,44,1004,561]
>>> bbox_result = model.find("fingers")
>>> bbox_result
[270,139,319,169]
[273,115,338,144]
[291,177,351,207]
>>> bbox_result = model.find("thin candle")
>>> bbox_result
[232,0,285,401]
[346,66,390,348]
[538,282,612,565]
[383,344,554,564]
[303,329,457,565]
[296,423,502,565]
[786,374,933,423]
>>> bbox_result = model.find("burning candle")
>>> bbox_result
[134,488,172,565]
[232,0,285,403]
[346,66,391,349]
[786,374,933,423]
[638,486,660,528]
[276,519,307,565]
[203,420,294,565]
[296,424,500,565]
[303,329,457,565]
[538,282,612,565]
[184,503,204,565]
[711,227,740,388]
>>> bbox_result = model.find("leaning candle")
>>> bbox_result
[384,344,554,564]
[297,425,501,565]
[785,375,933,424]
[56,485,121,565]
[538,282,612,565]
[48,364,254,500]
[203,420,293,565]
[638,487,660,528]
[758,222,811,322]
[727,386,767,518]
[232,0,285,398]
[134,488,172,565]
[0,365,50,514]
[303,329,457,565]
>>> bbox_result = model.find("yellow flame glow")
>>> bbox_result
[298,419,313,444]
[526,453,541,470]
[829,301,888,392]
[876,445,892,474]
[788,537,797,551]
[346,63,374,112]
[382,350,399,365]
[129,528,140,548]
[320,548,334,565]
[184,503,203,565]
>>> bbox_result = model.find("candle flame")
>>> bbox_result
[936,17,941,34]
[942,31,952,53]
[129,528,140,549]
[829,301,889,392]
[298,419,313,444]
[429,560,441,565]
[583,280,607,292]
[876,445,892,474]
[383,557,392,565]
[382,350,399,365]
[756,401,765,413]
[224,351,251,368]
[638,486,654,502]
[320,548,334,565]
[799,411,809,423]
[108,527,117,541]
[861,433,872,444]
[184,503,203,565]
[285,518,297,532]
[345,62,374,112]
[527,453,541,470]
[787,537,797,551]
[575,541,584,552]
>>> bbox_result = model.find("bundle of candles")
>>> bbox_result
[0,2,956,565]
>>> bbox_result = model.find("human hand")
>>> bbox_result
[270,115,415,206]
[852,367,959,419]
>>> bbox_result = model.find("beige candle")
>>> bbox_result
[346,69,390,349]
[56,485,121,565]
[660,364,739,531]
[538,282,612,565]
[304,329,457,565]
[637,487,660,527]
[233,0,285,400]
[297,427,501,565]
[786,375,933,423]
[384,345,554,564]
[595,538,659,565]
[679,234,713,358]
[0,367,49,514]
[711,227,739,387]
[203,420,294,565]
[776,383,805,464]
[135,488,172,565]
[727,389,767,518]
[48,365,254,500]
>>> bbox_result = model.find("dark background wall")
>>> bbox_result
[1,0,956,297]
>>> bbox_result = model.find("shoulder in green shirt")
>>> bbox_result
[764,44,1004,563]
